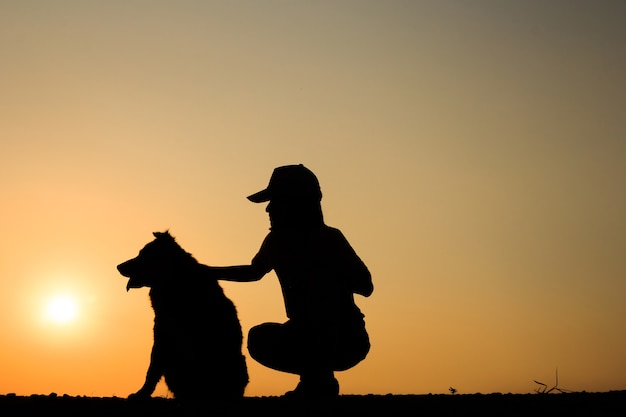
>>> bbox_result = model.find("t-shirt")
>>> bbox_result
[251,226,372,325]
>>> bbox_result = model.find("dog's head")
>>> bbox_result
[117,231,196,291]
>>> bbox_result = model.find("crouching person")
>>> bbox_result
[202,164,373,398]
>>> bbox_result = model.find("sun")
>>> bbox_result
[44,294,79,324]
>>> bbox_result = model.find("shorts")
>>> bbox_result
[247,318,370,375]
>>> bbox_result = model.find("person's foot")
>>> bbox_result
[284,376,339,399]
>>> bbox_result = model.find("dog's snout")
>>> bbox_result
[117,259,135,277]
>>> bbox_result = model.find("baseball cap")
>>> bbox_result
[247,164,322,203]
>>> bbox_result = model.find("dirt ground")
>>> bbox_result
[1,391,624,417]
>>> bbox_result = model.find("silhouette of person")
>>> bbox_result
[203,164,373,398]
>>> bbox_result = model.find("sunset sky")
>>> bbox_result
[1,1,625,397]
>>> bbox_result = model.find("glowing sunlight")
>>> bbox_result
[43,294,79,325]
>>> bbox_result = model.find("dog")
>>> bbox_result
[117,231,248,400]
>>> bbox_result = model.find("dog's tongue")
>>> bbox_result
[126,277,141,291]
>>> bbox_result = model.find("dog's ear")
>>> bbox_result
[153,230,171,238]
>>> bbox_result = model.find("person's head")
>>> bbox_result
[247,164,324,230]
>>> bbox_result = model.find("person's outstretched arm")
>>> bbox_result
[198,263,267,282]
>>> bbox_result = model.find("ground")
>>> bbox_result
[1,392,624,416]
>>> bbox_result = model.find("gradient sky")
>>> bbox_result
[1,1,625,397]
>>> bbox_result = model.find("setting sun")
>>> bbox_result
[44,294,79,325]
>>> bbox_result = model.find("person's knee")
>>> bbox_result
[247,324,262,345]
[247,324,264,358]
[247,322,281,360]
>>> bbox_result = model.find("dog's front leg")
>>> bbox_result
[129,339,164,399]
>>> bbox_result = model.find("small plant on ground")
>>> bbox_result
[534,368,572,394]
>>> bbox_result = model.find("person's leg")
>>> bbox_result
[247,321,338,397]
[247,320,370,398]
[288,320,370,398]
[291,325,339,398]
[247,322,302,374]
[331,319,370,372]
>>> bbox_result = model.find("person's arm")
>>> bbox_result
[199,233,273,283]
[333,229,373,297]
[198,263,266,282]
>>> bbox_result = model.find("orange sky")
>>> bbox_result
[1,1,625,397]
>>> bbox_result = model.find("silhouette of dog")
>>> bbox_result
[117,231,248,400]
